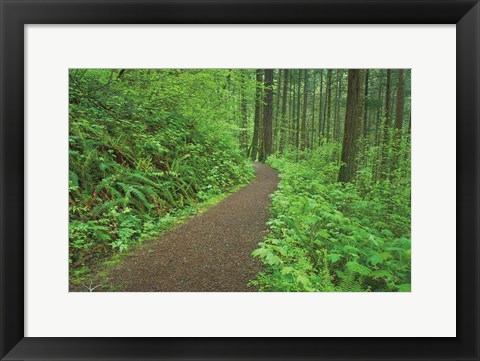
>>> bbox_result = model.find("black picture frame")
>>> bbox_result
[1,0,478,360]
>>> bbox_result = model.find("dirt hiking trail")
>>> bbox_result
[108,162,279,291]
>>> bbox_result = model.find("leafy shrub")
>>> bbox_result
[252,142,411,292]
[69,69,254,269]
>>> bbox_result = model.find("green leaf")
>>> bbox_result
[368,253,383,266]
[397,284,411,292]
[304,215,319,226]
[328,253,342,263]
[346,261,372,276]
[296,274,312,288]
[343,245,361,254]
[281,266,295,275]
[381,229,394,238]
[370,270,392,279]
[316,230,330,239]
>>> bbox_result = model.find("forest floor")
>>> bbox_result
[107,162,279,292]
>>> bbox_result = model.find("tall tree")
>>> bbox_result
[260,69,274,161]
[333,70,343,140]
[290,70,296,146]
[273,69,282,150]
[300,69,308,150]
[325,69,333,141]
[383,69,392,141]
[295,70,302,150]
[380,69,393,177]
[310,71,316,149]
[395,69,405,131]
[338,69,365,183]
[375,70,384,146]
[363,69,369,138]
[318,69,324,144]
[239,70,249,155]
[250,69,263,160]
[279,69,289,152]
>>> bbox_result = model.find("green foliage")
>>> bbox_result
[69,68,411,293]
[69,69,254,270]
[251,141,411,292]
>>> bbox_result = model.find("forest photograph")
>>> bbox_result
[69,68,411,292]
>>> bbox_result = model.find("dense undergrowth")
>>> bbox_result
[69,69,253,281]
[69,68,412,293]
[252,136,411,292]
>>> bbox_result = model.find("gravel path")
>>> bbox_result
[108,162,279,292]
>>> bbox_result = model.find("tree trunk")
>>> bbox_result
[240,70,249,155]
[380,69,392,178]
[288,70,294,147]
[363,69,369,138]
[250,69,263,160]
[310,70,316,149]
[279,69,289,152]
[295,69,302,150]
[273,69,282,151]
[301,69,308,150]
[318,69,324,144]
[375,70,384,146]
[325,69,333,141]
[260,69,274,161]
[338,69,365,183]
[395,69,405,131]
[383,69,392,142]
[333,70,343,140]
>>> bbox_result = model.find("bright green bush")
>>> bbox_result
[69,69,254,267]
[252,141,411,292]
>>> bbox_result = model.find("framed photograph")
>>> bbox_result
[1,0,478,360]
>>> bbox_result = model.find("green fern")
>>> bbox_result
[129,186,152,209]
[336,270,365,292]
